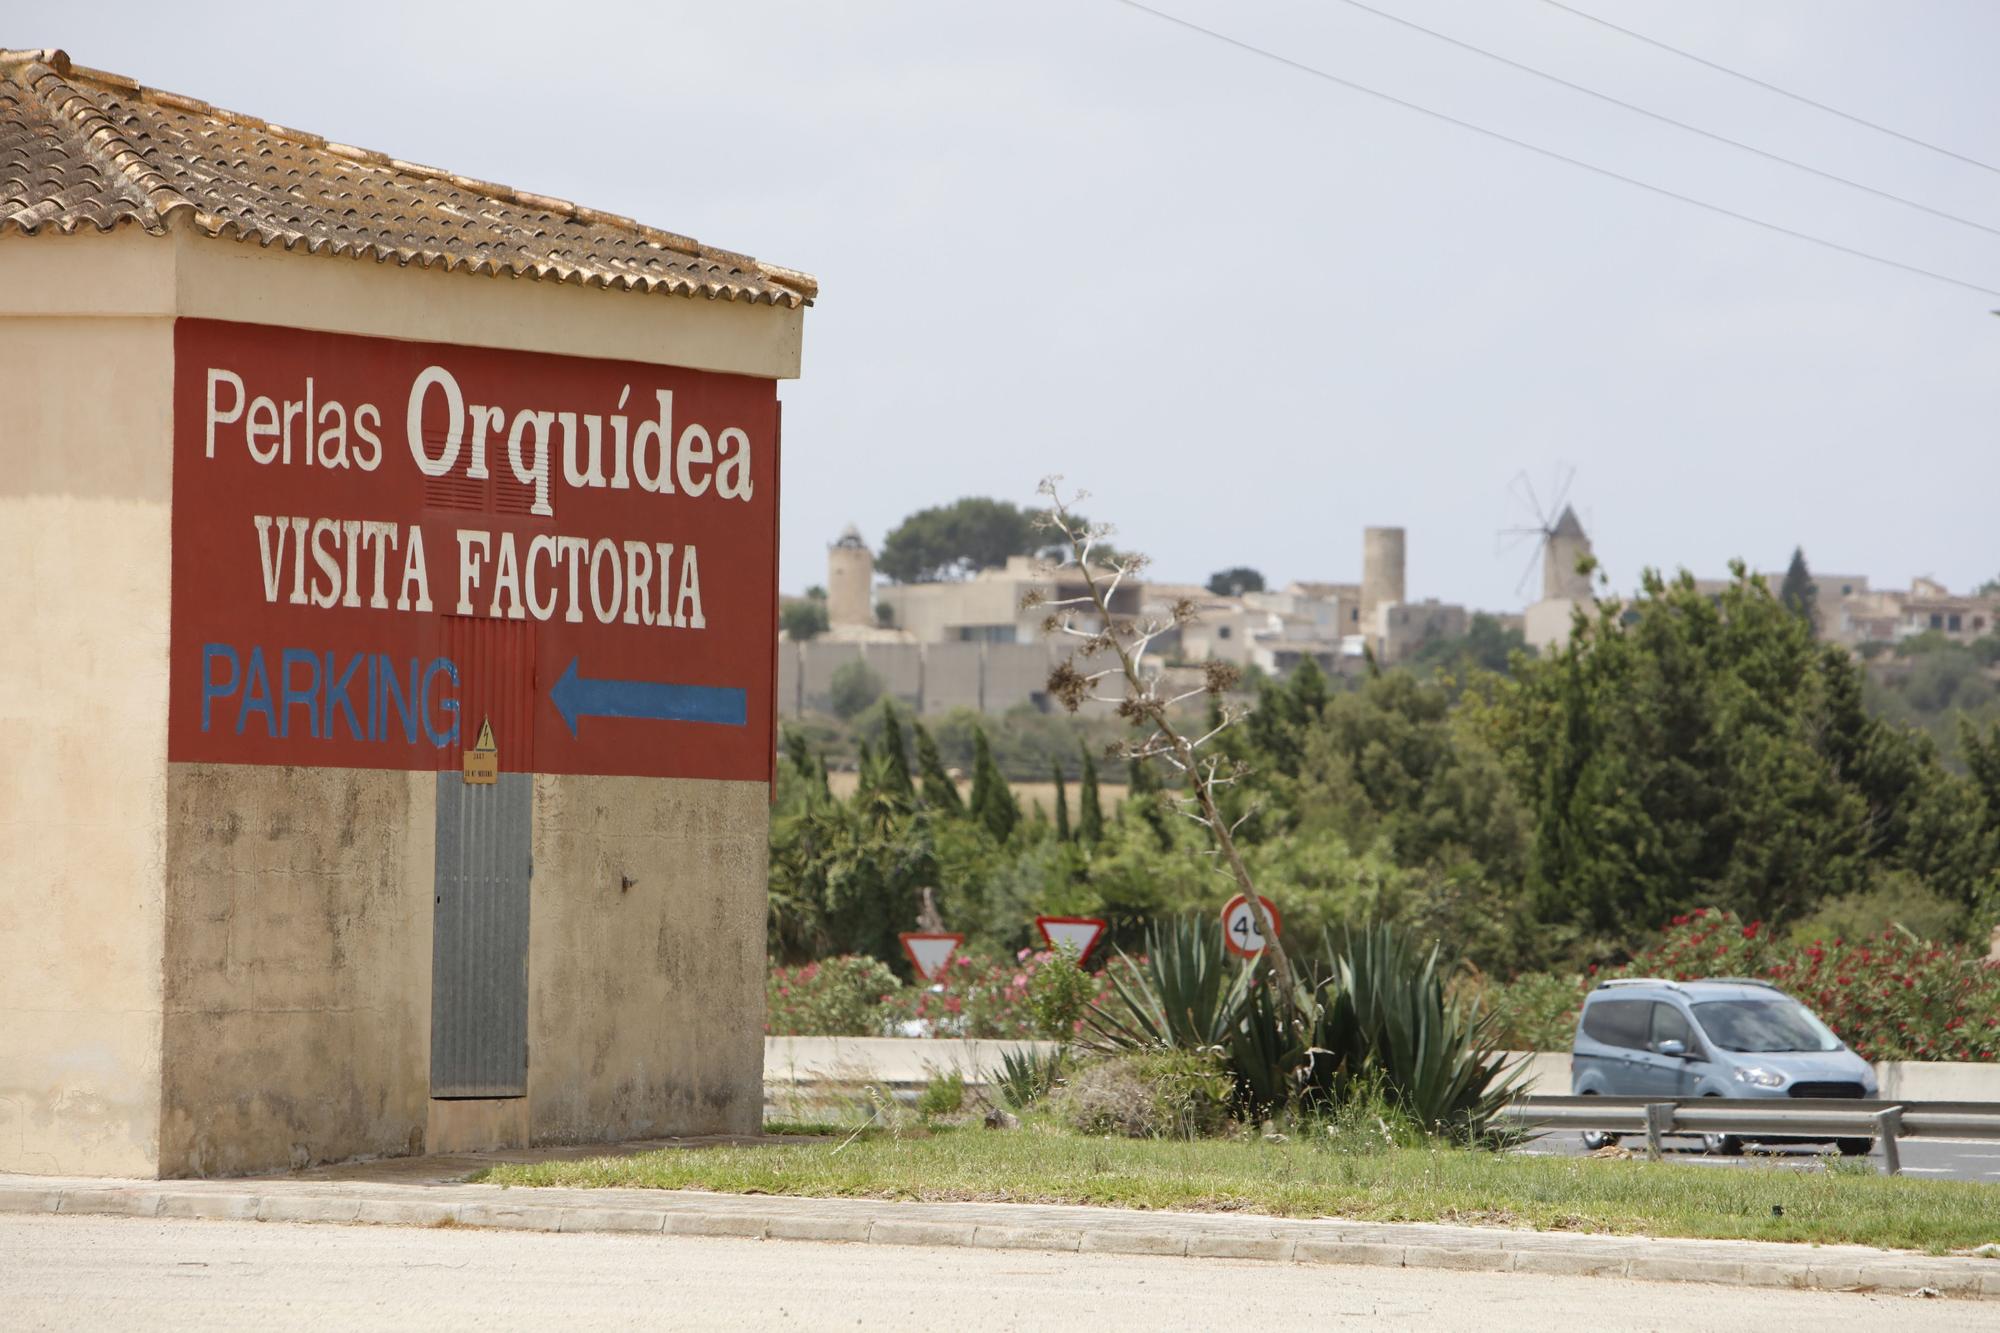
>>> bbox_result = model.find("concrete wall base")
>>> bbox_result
[427,1100,530,1155]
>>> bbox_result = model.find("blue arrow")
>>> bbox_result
[550,658,747,738]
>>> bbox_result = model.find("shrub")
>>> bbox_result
[1482,909,2000,1062]
[1783,873,1967,951]
[916,1070,966,1118]
[1090,919,1518,1138]
[885,948,1113,1039]
[992,1045,1070,1111]
[1027,944,1096,1040]
[1059,1050,1234,1139]
[1477,969,1587,1051]
[766,956,902,1036]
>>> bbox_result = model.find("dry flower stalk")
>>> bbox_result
[1028,476,1294,993]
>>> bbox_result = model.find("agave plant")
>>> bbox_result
[991,1045,1070,1111]
[1082,915,1253,1053]
[1317,923,1524,1138]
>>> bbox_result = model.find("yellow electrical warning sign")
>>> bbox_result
[463,718,498,785]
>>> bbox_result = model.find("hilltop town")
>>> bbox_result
[779,502,1998,720]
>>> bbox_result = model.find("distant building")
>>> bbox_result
[1524,506,1594,654]
[826,524,876,632]
[876,555,1139,644]
[1381,599,1471,664]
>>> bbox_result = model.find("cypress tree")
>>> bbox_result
[854,738,876,800]
[878,702,915,802]
[1779,547,1820,633]
[970,728,1018,841]
[1052,760,1072,841]
[913,722,964,814]
[1078,745,1104,845]
[784,730,817,782]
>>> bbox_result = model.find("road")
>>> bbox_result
[2,1215,1992,1332]
[1522,1131,2000,1180]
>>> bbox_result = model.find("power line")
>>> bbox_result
[1105,0,2000,299]
[1334,0,2000,242]
[1539,0,2000,178]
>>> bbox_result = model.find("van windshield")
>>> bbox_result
[1691,999,1841,1053]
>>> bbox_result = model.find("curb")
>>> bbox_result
[6,1179,1997,1301]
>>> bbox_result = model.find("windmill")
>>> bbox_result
[1499,466,1592,604]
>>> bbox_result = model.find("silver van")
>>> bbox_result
[1570,977,1879,1155]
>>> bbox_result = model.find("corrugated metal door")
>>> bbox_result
[431,616,536,1099]
[432,772,532,1097]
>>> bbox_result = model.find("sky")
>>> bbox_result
[41,1,2000,609]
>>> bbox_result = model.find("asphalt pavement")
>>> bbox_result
[1521,1131,2000,1180]
[3,1214,1991,1332]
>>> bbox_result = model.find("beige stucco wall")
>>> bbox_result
[158,765,434,1177]
[0,306,175,1175]
[174,230,805,380]
[3,221,800,1176]
[528,774,769,1142]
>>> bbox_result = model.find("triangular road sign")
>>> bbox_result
[900,932,962,983]
[1035,915,1107,966]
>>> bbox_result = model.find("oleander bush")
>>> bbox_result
[765,955,902,1037]
[765,948,1113,1039]
[1481,909,2000,1062]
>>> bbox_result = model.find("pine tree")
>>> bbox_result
[969,728,1018,841]
[877,701,915,803]
[1052,760,1071,841]
[1779,546,1820,633]
[913,722,964,814]
[1078,745,1104,845]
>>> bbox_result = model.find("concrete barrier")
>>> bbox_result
[765,1041,2000,1105]
[764,1037,1059,1089]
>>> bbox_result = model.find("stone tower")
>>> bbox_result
[1543,506,1592,602]
[1360,526,1406,640]
[827,524,874,630]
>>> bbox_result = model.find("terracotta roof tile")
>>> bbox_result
[0,47,816,306]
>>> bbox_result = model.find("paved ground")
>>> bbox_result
[2,1214,1992,1332]
[1523,1131,2000,1180]
[9,1166,1997,1302]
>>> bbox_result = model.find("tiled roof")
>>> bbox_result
[0,48,815,307]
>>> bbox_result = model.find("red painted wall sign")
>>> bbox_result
[167,318,778,781]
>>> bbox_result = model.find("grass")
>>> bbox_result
[477,1123,2000,1254]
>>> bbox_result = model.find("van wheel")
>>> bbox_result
[1835,1137,1873,1157]
[1578,1091,1617,1151]
[1700,1092,1741,1156]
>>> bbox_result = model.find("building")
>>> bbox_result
[876,554,1141,644]
[1895,579,1999,645]
[825,524,880,633]
[1,49,811,1176]
[1523,506,1595,653]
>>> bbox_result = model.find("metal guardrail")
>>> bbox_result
[1502,1095,2000,1175]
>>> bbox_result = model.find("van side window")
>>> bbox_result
[1581,999,1649,1049]
[1650,1002,1691,1052]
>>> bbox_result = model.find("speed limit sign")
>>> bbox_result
[1221,893,1281,958]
